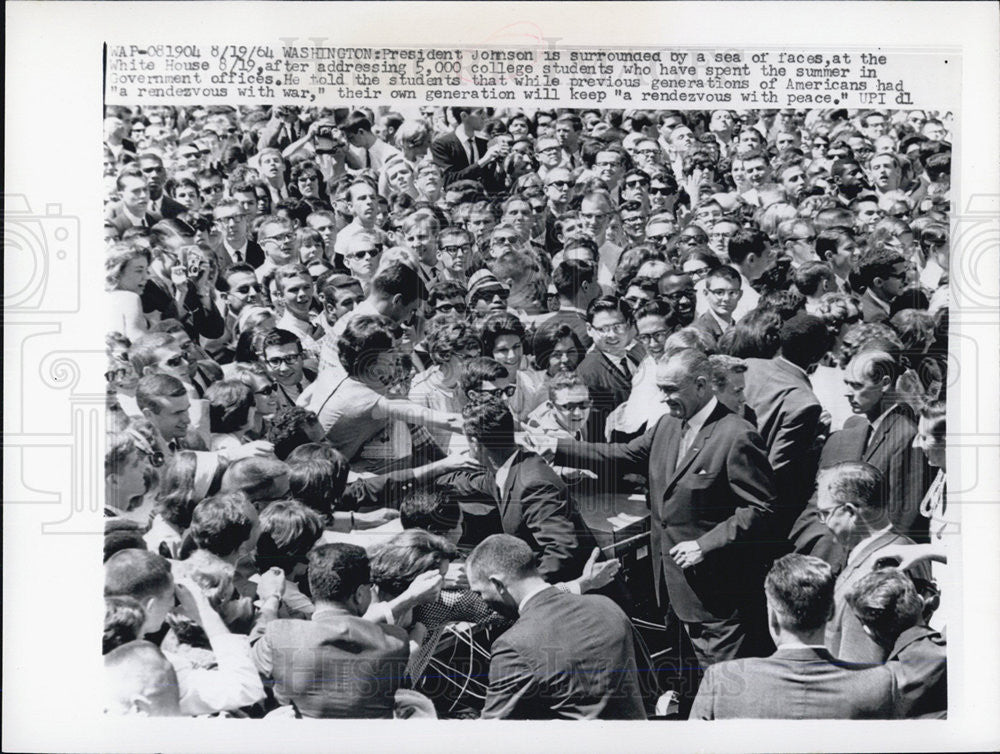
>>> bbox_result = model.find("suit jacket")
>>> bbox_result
[690,645,899,719]
[152,194,188,222]
[430,131,505,194]
[251,606,409,718]
[743,357,826,533]
[887,625,947,718]
[826,529,931,663]
[108,205,157,237]
[819,403,932,539]
[691,311,726,343]
[860,289,891,324]
[482,587,646,720]
[577,349,642,442]
[498,449,599,583]
[555,402,776,622]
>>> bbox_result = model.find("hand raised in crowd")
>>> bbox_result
[577,548,621,592]
[256,567,286,603]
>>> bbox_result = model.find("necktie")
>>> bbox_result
[618,357,632,380]
[675,420,691,470]
[469,137,478,164]
[365,149,372,168]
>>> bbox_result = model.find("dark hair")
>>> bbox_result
[846,569,924,643]
[857,248,906,289]
[104,519,148,562]
[759,290,806,321]
[189,492,253,557]
[721,308,783,359]
[531,323,587,372]
[399,488,462,535]
[462,396,515,449]
[780,313,832,369]
[428,279,468,309]
[104,549,173,601]
[135,373,187,414]
[337,314,396,377]
[287,453,349,518]
[307,543,370,603]
[220,457,291,504]
[154,451,201,529]
[552,259,596,299]
[586,295,634,325]
[794,261,835,297]
[764,554,835,632]
[206,380,255,434]
[704,264,741,289]
[460,357,509,397]
[371,261,426,305]
[266,406,321,460]
[341,110,373,135]
[727,228,769,266]
[478,312,525,357]
[370,530,458,598]
[256,499,325,573]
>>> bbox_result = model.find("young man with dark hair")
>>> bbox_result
[535,259,598,349]
[430,106,506,193]
[691,553,898,719]
[577,296,640,441]
[856,248,909,323]
[693,265,743,340]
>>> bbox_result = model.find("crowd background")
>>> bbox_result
[102,103,952,720]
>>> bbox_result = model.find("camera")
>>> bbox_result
[314,124,344,154]
[4,194,80,313]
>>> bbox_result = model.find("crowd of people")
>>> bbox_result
[103,103,952,720]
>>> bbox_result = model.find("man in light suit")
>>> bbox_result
[690,553,899,719]
[469,534,646,720]
[251,543,415,718]
[816,462,931,664]
[462,398,597,584]
[819,348,932,540]
[430,106,508,193]
[743,313,831,537]
[547,348,777,667]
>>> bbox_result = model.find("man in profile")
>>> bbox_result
[468,534,646,720]
[690,554,899,719]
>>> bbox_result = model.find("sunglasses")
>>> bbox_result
[649,187,674,196]
[555,400,592,412]
[346,247,381,260]
[474,385,517,399]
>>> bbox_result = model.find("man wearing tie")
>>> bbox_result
[430,106,508,193]
[548,348,777,669]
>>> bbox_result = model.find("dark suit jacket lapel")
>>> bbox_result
[498,448,527,513]
[863,404,908,462]
[664,402,726,492]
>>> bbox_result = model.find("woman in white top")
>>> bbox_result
[106,241,151,342]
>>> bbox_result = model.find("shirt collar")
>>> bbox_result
[686,396,718,436]
[494,450,520,498]
[868,402,900,440]
[121,204,145,225]
[517,582,552,613]
[867,289,892,313]
[777,356,810,382]
[560,304,587,316]
[707,307,732,330]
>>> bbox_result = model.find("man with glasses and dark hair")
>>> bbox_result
[461,357,516,407]
[255,215,297,282]
[260,328,310,409]
[578,296,640,441]
[436,227,474,282]
[856,248,909,324]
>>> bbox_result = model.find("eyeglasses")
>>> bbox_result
[435,302,467,314]
[474,385,517,399]
[440,244,471,255]
[104,367,129,382]
[216,214,247,225]
[624,178,649,188]
[595,160,621,168]
[474,287,509,303]
[591,322,630,336]
[265,354,302,368]
[555,400,592,412]
[636,330,670,345]
[255,384,276,396]
[686,266,710,279]
[635,149,661,157]
[707,288,741,298]
[663,290,696,301]
[491,235,518,245]
[264,232,294,243]
[346,247,381,260]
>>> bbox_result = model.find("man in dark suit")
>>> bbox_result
[690,553,899,719]
[213,199,266,269]
[534,259,598,349]
[743,313,831,536]
[815,461,931,664]
[576,296,643,442]
[856,248,909,324]
[430,106,507,193]
[468,534,646,720]
[546,348,776,667]
[846,568,947,718]
[251,543,414,718]
[108,167,157,236]
[462,399,597,584]
[820,349,932,539]
[137,153,188,221]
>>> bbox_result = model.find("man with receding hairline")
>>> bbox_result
[104,641,181,717]
[468,534,646,720]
